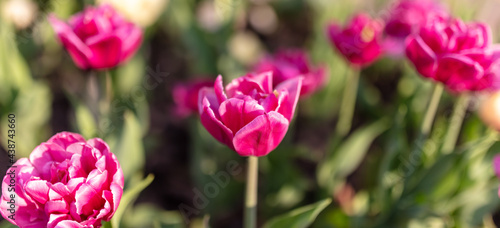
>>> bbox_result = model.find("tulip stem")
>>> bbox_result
[442,94,471,154]
[244,156,258,228]
[336,68,360,137]
[99,71,113,115]
[420,84,443,137]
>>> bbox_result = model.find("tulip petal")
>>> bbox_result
[226,75,268,98]
[275,77,302,121]
[47,132,86,150]
[25,180,51,204]
[48,15,92,69]
[406,36,438,78]
[85,33,123,69]
[214,75,228,104]
[199,89,235,149]
[435,54,483,92]
[45,200,69,214]
[233,111,289,156]
[115,24,143,62]
[219,98,265,134]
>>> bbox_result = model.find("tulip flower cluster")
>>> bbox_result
[327,0,500,93]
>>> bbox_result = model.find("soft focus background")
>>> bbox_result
[2,0,500,227]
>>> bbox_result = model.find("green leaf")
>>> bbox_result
[263,198,332,228]
[318,119,390,190]
[114,56,145,96]
[75,103,97,139]
[111,174,155,228]
[111,111,145,180]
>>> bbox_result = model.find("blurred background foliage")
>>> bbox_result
[1,0,500,227]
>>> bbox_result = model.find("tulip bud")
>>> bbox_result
[479,91,500,131]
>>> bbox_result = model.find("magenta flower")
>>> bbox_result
[327,13,384,67]
[383,0,449,56]
[49,4,143,70]
[172,78,214,118]
[198,72,302,157]
[0,132,124,228]
[405,18,494,92]
[253,49,328,97]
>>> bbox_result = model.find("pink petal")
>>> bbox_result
[435,54,483,92]
[115,23,143,62]
[214,75,228,104]
[405,36,438,78]
[47,132,87,150]
[48,15,92,69]
[25,180,51,204]
[219,98,265,134]
[199,96,235,150]
[45,199,69,214]
[275,77,302,121]
[54,220,84,228]
[233,111,289,157]
[85,33,123,69]
[74,183,105,216]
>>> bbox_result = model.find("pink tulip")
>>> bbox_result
[49,4,143,70]
[198,72,302,157]
[172,79,214,117]
[383,0,449,56]
[327,13,384,67]
[406,17,494,92]
[253,49,328,97]
[0,132,124,228]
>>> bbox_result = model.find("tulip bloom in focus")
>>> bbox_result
[173,79,214,117]
[253,49,328,97]
[0,132,124,228]
[49,4,143,70]
[198,72,302,156]
[327,13,384,67]
[406,17,496,92]
[383,0,449,56]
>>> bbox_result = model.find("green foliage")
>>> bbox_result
[264,198,332,228]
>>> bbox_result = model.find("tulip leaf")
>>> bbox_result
[318,119,390,190]
[263,198,332,228]
[75,103,97,139]
[111,174,155,228]
[111,111,145,180]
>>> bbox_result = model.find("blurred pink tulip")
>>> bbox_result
[383,0,449,56]
[172,79,214,117]
[253,49,328,97]
[49,4,143,70]
[198,72,302,156]
[406,17,495,92]
[0,132,124,228]
[327,13,384,67]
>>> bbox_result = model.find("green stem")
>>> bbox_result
[442,94,471,154]
[244,156,258,228]
[98,71,113,136]
[420,84,443,137]
[335,68,360,137]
